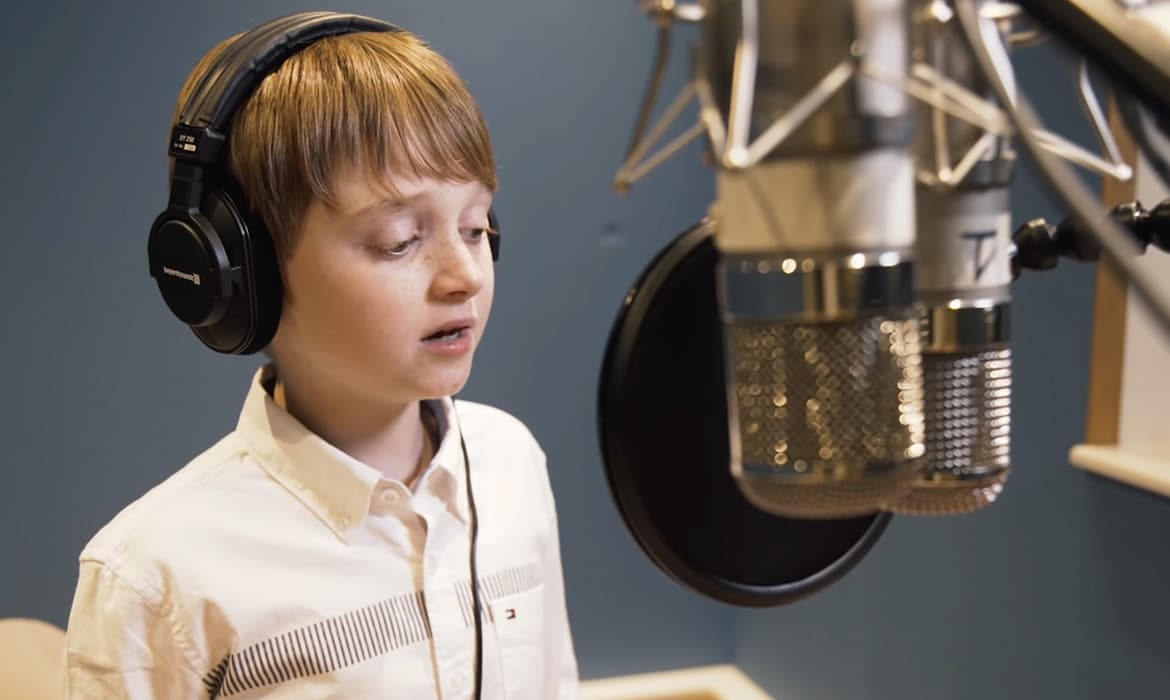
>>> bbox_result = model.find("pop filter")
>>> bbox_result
[598,219,891,607]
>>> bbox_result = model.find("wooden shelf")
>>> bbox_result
[1078,98,1170,502]
[1069,443,1170,499]
[580,664,773,700]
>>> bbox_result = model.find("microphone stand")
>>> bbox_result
[1011,198,1170,279]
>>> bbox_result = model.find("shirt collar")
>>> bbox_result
[234,365,470,541]
[422,395,472,525]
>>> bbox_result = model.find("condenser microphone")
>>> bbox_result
[900,184,1013,514]
[890,1,1013,516]
[705,0,926,519]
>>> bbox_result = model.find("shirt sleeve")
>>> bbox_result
[535,445,582,700]
[63,559,207,700]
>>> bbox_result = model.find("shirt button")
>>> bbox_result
[338,515,350,529]
[380,489,401,505]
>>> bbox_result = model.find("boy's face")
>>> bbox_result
[270,168,496,406]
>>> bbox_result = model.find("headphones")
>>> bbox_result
[147,11,500,356]
[147,13,489,699]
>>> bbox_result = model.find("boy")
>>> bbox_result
[63,12,579,699]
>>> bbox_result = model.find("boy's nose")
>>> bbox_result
[431,234,486,299]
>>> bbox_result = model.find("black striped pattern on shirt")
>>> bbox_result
[201,562,541,698]
[454,561,542,627]
[203,590,431,698]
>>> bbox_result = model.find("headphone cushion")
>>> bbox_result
[201,182,281,355]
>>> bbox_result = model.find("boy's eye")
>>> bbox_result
[466,228,487,241]
[371,236,419,258]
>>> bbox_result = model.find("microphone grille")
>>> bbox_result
[728,315,925,518]
[889,349,1012,516]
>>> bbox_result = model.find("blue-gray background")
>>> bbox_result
[2,2,1167,698]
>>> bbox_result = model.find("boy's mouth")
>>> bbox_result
[422,318,475,342]
[423,327,468,342]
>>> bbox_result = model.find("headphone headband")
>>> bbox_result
[170,12,400,166]
[174,13,324,145]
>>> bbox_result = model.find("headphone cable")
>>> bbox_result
[456,402,483,700]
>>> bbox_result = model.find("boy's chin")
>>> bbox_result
[416,369,473,400]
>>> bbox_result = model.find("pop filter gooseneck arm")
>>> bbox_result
[1013,0,1170,120]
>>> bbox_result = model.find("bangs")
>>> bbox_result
[229,30,497,254]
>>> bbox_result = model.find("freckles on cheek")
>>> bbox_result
[345,279,421,345]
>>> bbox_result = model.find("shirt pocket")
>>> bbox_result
[488,583,546,699]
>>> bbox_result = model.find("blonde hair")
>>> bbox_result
[174,28,497,257]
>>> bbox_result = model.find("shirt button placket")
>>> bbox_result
[424,511,470,700]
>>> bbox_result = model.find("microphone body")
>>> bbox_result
[706,0,926,518]
[890,0,1014,515]
[901,188,1013,515]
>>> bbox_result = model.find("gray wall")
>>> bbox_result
[0,0,729,681]
[734,43,1170,699]
[3,1,1169,697]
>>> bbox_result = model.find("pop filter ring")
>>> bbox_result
[597,219,891,608]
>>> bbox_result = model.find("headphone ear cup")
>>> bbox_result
[487,208,500,262]
[148,205,235,331]
[148,181,282,355]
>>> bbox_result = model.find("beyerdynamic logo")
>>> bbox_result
[162,266,201,286]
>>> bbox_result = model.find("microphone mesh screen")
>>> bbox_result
[728,315,924,518]
[890,349,1012,516]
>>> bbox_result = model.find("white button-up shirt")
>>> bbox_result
[63,367,580,699]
